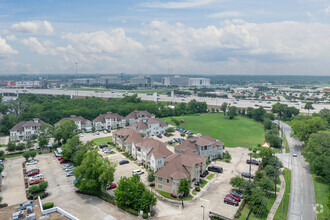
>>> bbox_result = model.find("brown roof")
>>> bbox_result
[125,110,155,119]
[155,152,206,180]
[54,115,90,126]
[131,121,148,130]
[175,136,223,153]
[131,118,168,130]
[10,118,49,132]
[113,127,143,144]
[93,112,124,123]
[136,138,172,159]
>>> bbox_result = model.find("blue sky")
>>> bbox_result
[0,0,330,75]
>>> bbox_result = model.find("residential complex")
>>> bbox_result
[131,118,168,136]
[113,127,143,154]
[93,112,126,131]
[10,118,49,141]
[125,110,156,125]
[54,115,92,132]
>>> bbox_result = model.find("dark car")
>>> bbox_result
[241,172,254,179]
[170,193,177,198]
[208,166,223,173]
[60,159,70,164]
[164,133,170,137]
[157,134,162,138]
[99,144,108,149]
[200,170,209,178]
[119,160,129,165]
[231,191,244,199]
[246,159,259,165]
[224,197,238,206]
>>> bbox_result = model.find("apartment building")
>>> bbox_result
[93,112,126,131]
[10,118,49,141]
[55,115,92,132]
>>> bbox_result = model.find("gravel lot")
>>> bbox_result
[1,157,26,206]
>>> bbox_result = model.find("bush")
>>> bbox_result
[166,127,175,133]
[195,186,201,192]
[142,212,148,219]
[119,206,138,216]
[42,202,54,210]
[171,118,180,126]
[180,133,185,137]
[0,203,8,208]
[234,211,241,218]
[223,151,232,162]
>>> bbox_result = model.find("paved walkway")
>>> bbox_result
[267,171,286,220]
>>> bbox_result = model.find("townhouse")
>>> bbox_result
[113,127,143,154]
[10,118,49,141]
[131,118,168,137]
[54,115,92,132]
[93,112,126,131]
[154,152,206,196]
[175,136,224,161]
[125,110,155,125]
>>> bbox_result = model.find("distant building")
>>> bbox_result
[4,81,41,87]
[73,78,96,85]
[98,76,119,85]
[162,76,210,87]
[130,75,151,85]
[10,118,50,141]
[55,115,92,132]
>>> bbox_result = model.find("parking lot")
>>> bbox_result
[79,132,113,144]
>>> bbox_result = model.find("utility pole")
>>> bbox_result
[201,205,205,220]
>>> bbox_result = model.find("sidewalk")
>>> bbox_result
[267,171,286,220]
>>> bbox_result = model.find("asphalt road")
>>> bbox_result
[1,88,326,114]
[279,121,316,220]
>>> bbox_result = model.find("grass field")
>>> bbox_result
[163,113,265,148]
[312,175,330,219]
[156,190,193,201]
[239,193,276,220]
[92,136,112,146]
[206,173,215,181]
[274,168,291,220]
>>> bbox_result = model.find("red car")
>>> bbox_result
[57,156,63,161]
[60,159,70,164]
[226,194,241,202]
[224,197,239,206]
[27,170,40,176]
[170,193,177,198]
[29,178,44,185]
[106,183,117,190]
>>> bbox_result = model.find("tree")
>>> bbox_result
[263,119,272,130]
[178,178,190,197]
[61,135,82,161]
[15,143,26,151]
[265,132,281,148]
[147,170,155,184]
[228,106,238,120]
[230,176,247,191]
[258,176,275,193]
[73,149,116,195]
[53,120,78,144]
[291,116,328,142]
[30,151,37,160]
[253,106,266,122]
[221,102,228,115]
[6,142,16,153]
[271,103,286,118]
[0,150,4,158]
[23,151,31,161]
[304,102,314,115]
[38,137,49,149]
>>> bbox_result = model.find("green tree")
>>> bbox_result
[178,178,190,197]
[258,176,275,193]
[228,106,238,120]
[23,151,31,161]
[0,150,4,158]
[291,116,328,142]
[30,151,37,160]
[73,149,116,195]
[15,143,26,151]
[230,176,247,191]
[304,102,314,115]
[253,106,266,122]
[221,102,228,115]
[38,137,49,149]
[54,120,77,144]
[147,170,155,184]
[6,142,16,153]
[61,135,82,161]
[271,102,287,119]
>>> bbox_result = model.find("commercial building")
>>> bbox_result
[162,76,210,87]
[4,81,41,87]
[73,78,96,85]
[188,78,210,87]
[98,76,119,85]
[130,75,152,85]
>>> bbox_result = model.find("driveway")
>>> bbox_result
[1,157,27,206]
[29,153,135,220]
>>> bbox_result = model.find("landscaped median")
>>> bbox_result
[274,168,291,220]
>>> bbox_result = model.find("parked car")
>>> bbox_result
[106,183,117,190]
[26,160,38,165]
[224,197,239,206]
[79,133,84,137]
[132,169,144,175]
[119,160,129,165]
[66,171,73,177]
[95,132,100,135]
[226,194,241,202]
[200,170,209,178]
[292,152,297,157]
[27,169,40,176]
[241,172,254,179]
[29,174,43,181]
[29,147,35,151]
[65,166,75,171]
[103,148,112,154]
[170,193,177,198]
[63,164,73,169]
[231,191,244,199]
[208,166,223,173]
[157,134,162,138]
[164,133,170,137]
[246,159,260,165]
[99,144,108,149]
[29,178,44,185]
[60,159,70,164]
[57,156,63,161]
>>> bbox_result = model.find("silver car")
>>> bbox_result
[292,152,298,157]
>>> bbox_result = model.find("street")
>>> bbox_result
[279,121,316,220]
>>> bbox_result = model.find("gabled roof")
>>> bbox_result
[175,136,223,153]
[113,127,143,144]
[131,121,148,130]
[131,118,168,130]
[54,115,90,126]
[10,118,48,132]
[154,152,206,180]
[125,110,155,120]
[93,112,124,123]
[136,138,172,159]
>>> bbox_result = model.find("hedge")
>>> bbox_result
[42,202,54,210]
[119,206,138,216]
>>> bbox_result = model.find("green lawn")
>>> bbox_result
[206,173,215,181]
[274,168,291,220]
[284,135,289,153]
[239,193,276,220]
[200,179,208,188]
[312,175,330,219]
[156,190,193,201]
[162,113,265,148]
[91,136,112,146]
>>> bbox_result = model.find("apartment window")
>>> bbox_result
[167,179,169,183]
[158,177,163,181]
[158,185,162,189]
[204,146,207,150]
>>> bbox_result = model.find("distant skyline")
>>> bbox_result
[0,0,330,75]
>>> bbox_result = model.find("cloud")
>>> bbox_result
[11,21,54,35]
[5,35,16,41]
[0,37,18,57]
[21,37,56,55]
[140,0,215,9]
[209,11,242,18]
[325,6,330,15]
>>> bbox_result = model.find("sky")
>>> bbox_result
[0,0,330,76]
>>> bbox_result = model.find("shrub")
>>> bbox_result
[42,202,54,210]
[180,133,185,137]
[187,135,193,138]
[166,127,175,133]
[142,212,148,219]
[234,211,241,218]
[195,186,201,192]
[171,118,180,126]
[119,206,138,216]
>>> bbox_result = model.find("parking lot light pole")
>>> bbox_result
[201,205,205,220]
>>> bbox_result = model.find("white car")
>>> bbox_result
[132,169,144,175]
[26,160,38,165]
[29,174,43,181]
[103,130,108,134]
[63,164,73,169]
[79,133,84,137]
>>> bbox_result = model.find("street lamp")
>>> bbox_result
[201,205,205,220]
